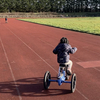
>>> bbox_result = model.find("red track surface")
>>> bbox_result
[0,18,100,100]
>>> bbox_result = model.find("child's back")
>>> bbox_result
[53,37,77,78]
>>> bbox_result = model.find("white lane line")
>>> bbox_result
[6,26,90,100]
[76,89,89,100]
[0,37,22,100]
[93,67,100,72]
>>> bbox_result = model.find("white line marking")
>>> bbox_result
[76,89,89,100]
[93,67,100,72]
[0,37,22,100]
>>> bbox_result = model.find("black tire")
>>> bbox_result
[71,73,76,93]
[43,71,51,90]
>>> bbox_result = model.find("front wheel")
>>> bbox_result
[71,73,77,93]
[43,71,51,90]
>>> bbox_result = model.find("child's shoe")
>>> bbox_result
[66,70,72,76]
[65,75,69,80]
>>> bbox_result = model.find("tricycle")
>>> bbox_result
[43,64,77,93]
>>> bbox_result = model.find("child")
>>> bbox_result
[53,37,77,79]
[5,16,8,23]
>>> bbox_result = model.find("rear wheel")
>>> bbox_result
[43,71,51,89]
[71,73,76,93]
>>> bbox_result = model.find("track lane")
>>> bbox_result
[0,21,22,100]
[0,18,100,100]
[4,18,100,99]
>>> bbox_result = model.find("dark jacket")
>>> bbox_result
[53,43,77,63]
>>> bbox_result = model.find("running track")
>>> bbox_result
[0,18,100,100]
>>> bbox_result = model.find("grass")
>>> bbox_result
[19,17,100,35]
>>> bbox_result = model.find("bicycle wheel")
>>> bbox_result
[43,71,51,89]
[71,73,76,93]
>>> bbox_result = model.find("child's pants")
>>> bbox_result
[58,60,73,77]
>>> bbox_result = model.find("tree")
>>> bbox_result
[28,0,37,12]
[0,0,100,13]
[5,0,16,12]
[35,0,51,12]
[15,0,22,12]
[0,0,8,12]
[44,0,51,12]
[21,0,30,12]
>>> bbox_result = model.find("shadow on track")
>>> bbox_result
[0,77,71,97]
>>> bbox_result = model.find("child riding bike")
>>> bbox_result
[53,37,77,79]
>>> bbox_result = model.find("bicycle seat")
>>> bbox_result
[59,64,68,67]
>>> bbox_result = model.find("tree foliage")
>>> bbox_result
[0,0,100,12]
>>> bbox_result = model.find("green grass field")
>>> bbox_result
[19,17,100,35]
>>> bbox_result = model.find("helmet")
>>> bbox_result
[60,37,69,44]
